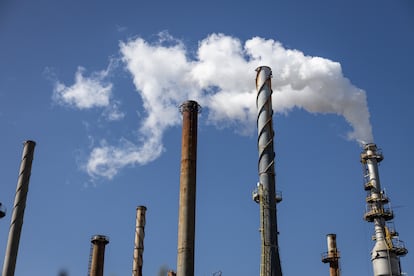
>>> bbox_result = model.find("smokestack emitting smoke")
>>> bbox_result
[361,144,407,276]
[66,33,373,179]
[255,66,282,276]
[89,235,109,276]
[133,206,147,276]
[2,140,36,276]
[176,100,200,276]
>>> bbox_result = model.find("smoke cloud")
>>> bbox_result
[62,33,373,179]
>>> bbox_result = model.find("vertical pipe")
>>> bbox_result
[2,140,36,276]
[89,235,109,276]
[322,234,340,276]
[176,100,200,276]
[133,206,147,276]
[361,143,407,276]
[255,67,282,276]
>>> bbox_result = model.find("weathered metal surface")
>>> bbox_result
[177,100,200,276]
[89,235,109,276]
[322,234,341,276]
[2,140,36,276]
[133,206,147,276]
[255,67,282,276]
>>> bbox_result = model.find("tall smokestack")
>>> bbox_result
[322,234,340,276]
[361,143,407,276]
[176,100,200,276]
[2,140,36,276]
[133,206,147,276]
[89,235,109,276]
[255,66,282,276]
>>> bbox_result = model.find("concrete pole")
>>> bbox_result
[133,206,147,276]
[2,140,36,276]
[176,100,200,276]
[89,235,109,276]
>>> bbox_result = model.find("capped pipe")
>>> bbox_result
[176,100,200,276]
[89,235,109,276]
[132,206,147,276]
[322,234,340,276]
[2,140,36,276]
[255,66,282,276]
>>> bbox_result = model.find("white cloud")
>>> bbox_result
[53,67,112,109]
[82,32,373,179]
[52,65,125,121]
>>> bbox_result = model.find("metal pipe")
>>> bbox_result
[89,235,109,276]
[2,140,36,276]
[361,143,407,276]
[133,206,147,276]
[176,100,200,276]
[255,66,282,276]
[322,234,340,276]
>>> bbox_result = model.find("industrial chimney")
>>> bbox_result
[254,66,283,276]
[0,202,6,219]
[176,100,200,276]
[322,234,340,276]
[132,205,147,276]
[89,235,109,276]
[2,140,36,276]
[361,143,407,276]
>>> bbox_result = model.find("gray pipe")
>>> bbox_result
[255,67,282,276]
[2,140,36,276]
[361,143,407,276]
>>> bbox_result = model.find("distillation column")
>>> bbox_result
[2,140,36,276]
[89,235,109,276]
[176,100,200,276]
[361,143,407,276]
[255,66,283,276]
[322,234,340,276]
[132,206,147,276]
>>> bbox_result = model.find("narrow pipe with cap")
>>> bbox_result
[322,234,340,276]
[132,206,147,276]
[176,100,200,276]
[89,235,109,276]
[2,140,36,276]
[255,66,282,276]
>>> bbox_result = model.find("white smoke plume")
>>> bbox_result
[82,33,373,179]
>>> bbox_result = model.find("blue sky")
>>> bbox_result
[1,0,413,275]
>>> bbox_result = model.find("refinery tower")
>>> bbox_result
[361,143,407,276]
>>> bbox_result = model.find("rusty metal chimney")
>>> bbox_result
[2,140,36,276]
[132,206,147,276]
[176,100,200,276]
[89,235,109,276]
[322,234,340,276]
[255,66,282,276]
